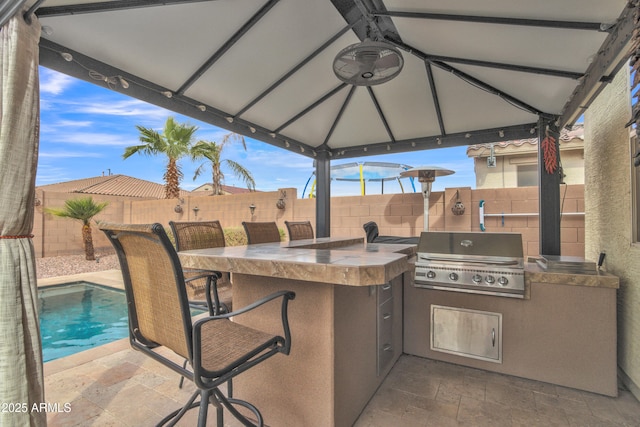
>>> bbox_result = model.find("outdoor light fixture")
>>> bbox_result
[487,144,497,168]
[117,76,129,89]
[162,91,173,98]
[249,126,256,133]
[197,105,206,112]
[400,166,455,231]
[225,117,234,123]
[276,190,286,210]
[451,190,465,216]
[174,204,183,213]
[60,52,73,62]
[249,204,256,215]
[192,206,199,216]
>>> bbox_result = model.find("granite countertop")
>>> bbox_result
[178,237,416,287]
[525,262,619,289]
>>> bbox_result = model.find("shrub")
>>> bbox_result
[223,226,285,246]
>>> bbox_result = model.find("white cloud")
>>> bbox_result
[40,69,75,95]
[73,98,171,120]
[44,131,136,147]
[39,150,104,158]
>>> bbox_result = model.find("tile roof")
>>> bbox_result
[191,183,255,194]
[466,124,584,155]
[36,175,191,199]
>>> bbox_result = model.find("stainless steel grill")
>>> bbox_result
[414,231,525,298]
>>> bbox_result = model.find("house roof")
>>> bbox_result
[28,0,632,159]
[466,124,585,158]
[36,174,191,199]
[191,183,256,194]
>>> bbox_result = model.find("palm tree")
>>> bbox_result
[191,133,256,195]
[45,197,109,261]
[123,116,197,199]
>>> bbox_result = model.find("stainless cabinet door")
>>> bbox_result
[431,305,502,363]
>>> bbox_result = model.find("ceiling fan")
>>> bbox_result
[333,38,404,86]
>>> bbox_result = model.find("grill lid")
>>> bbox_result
[417,231,523,259]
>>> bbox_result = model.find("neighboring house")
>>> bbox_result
[191,183,256,195]
[36,174,191,199]
[466,124,584,189]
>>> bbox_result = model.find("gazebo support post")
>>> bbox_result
[538,116,562,255]
[316,152,331,237]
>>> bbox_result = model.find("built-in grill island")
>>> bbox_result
[404,230,619,397]
[414,231,525,298]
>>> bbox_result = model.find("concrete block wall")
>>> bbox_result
[34,191,127,257]
[35,185,585,261]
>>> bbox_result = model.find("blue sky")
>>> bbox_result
[37,67,477,197]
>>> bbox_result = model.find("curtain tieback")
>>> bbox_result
[0,234,34,239]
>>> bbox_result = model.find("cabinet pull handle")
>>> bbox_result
[383,312,392,320]
[491,328,496,347]
[383,344,393,352]
[382,284,391,291]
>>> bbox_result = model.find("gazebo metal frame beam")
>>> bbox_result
[372,10,609,32]
[34,0,216,17]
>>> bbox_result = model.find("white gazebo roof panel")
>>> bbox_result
[449,63,580,115]
[433,67,538,135]
[185,0,349,115]
[326,87,393,149]
[278,89,351,148]
[239,31,360,130]
[394,18,608,73]
[369,54,442,141]
[41,1,261,91]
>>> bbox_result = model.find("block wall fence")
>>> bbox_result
[33,184,585,260]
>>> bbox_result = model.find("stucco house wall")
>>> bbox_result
[584,64,640,398]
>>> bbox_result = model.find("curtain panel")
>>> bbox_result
[0,10,45,427]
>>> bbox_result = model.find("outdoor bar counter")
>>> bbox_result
[179,237,415,427]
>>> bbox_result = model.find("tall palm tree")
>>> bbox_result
[123,116,197,199]
[191,133,256,195]
[45,197,109,261]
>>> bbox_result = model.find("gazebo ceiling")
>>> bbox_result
[28,0,632,159]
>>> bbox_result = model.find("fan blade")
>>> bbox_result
[376,53,401,70]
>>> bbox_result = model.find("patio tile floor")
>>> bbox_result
[40,272,640,426]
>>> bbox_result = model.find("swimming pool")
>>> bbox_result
[38,282,129,362]
[39,281,208,362]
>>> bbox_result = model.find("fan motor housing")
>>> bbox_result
[333,39,404,86]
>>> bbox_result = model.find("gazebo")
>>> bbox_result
[1,1,638,425]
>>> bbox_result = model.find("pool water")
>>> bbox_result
[38,282,206,362]
[38,282,129,362]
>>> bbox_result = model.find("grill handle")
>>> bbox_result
[418,256,520,267]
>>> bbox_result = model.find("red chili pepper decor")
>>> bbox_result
[541,135,558,174]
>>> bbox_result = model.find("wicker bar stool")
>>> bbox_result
[169,220,230,315]
[100,222,295,427]
[242,221,281,244]
[284,220,314,241]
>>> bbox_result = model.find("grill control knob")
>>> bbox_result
[485,275,495,285]
[472,274,483,284]
[498,276,509,286]
[426,270,436,279]
[449,272,459,281]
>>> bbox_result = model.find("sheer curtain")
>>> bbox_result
[0,9,46,427]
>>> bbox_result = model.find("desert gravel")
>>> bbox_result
[36,251,120,279]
